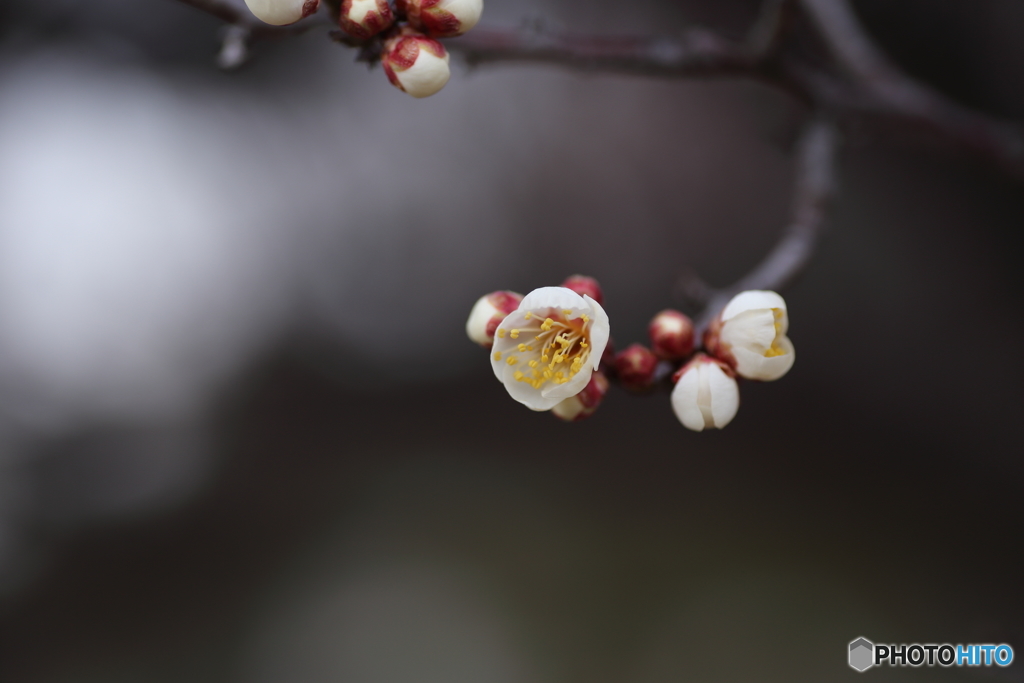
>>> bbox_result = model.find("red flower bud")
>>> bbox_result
[613,343,658,391]
[560,274,603,306]
[648,309,694,361]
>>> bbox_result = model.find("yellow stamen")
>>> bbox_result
[510,329,520,339]
[518,343,528,352]
[497,329,506,338]
[493,351,502,361]
[528,360,538,368]
[582,314,590,323]
[541,318,554,331]
[507,357,518,366]
[513,370,524,381]
[524,312,533,320]
[562,309,572,316]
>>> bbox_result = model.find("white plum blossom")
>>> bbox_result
[465,291,522,348]
[490,287,610,411]
[671,354,740,432]
[399,0,484,38]
[243,0,318,26]
[709,290,795,381]
[382,31,451,99]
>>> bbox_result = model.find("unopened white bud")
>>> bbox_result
[670,354,739,432]
[339,0,394,38]
[243,0,318,26]
[551,371,609,422]
[466,291,522,348]
[382,30,451,98]
[400,0,483,38]
[705,290,795,381]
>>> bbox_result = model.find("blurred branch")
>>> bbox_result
[174,0,1024,178]
[799,0,1024,178]
[693,118,839,333]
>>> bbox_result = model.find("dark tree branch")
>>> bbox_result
[174,0,1024,178]
[799,0,1024,178]
[692,118,839,334]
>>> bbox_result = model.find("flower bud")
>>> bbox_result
[670,354,739,432]
[400,0,483,38]
[552,371,609,422]
[705,290,794,381]
[560,274,603,306]
[648,309,694,361]
[613,343,658,391]
[382,30,451,98]
[243,0,318,26]
[466,290,522,348]
[339,0,394,38]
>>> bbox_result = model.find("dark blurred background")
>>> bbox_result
[0,0,1023,681]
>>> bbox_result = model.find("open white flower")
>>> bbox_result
[490,287,610,411]
[243,0,318,26]
[711,290,795,381]
[671,354,740,431]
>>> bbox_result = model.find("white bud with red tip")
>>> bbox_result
[648,309,694,361]
[339,0,394,38]
[552,371,609,422]
[381,30,451,98]
[466,291,522,348]
[705,290,795,381]
[671,354,740,432]
[243,0,318,26]
[398,0,483,38]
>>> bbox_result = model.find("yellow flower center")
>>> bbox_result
[497,310,593,390]
[763,308,787,357]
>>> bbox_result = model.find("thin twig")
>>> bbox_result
[693,119,840,334]
[174,0,1024,177]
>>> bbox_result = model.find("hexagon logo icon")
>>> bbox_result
[849,637,874,672]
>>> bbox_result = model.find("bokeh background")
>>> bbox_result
[1,0,1023,681]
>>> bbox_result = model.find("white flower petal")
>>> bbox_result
[540,365,593,401]
[705,362,739,428]
[500,362,562,411]
[488,310,530,381]
[671,365,705,432]
[519,286,587,312]
[719,308,777,352]
[583,294,610,371]
[731,335,795,381]
[720,290,787,322]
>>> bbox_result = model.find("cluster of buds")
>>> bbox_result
[467,276,796,432]
[242,0,483,98]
